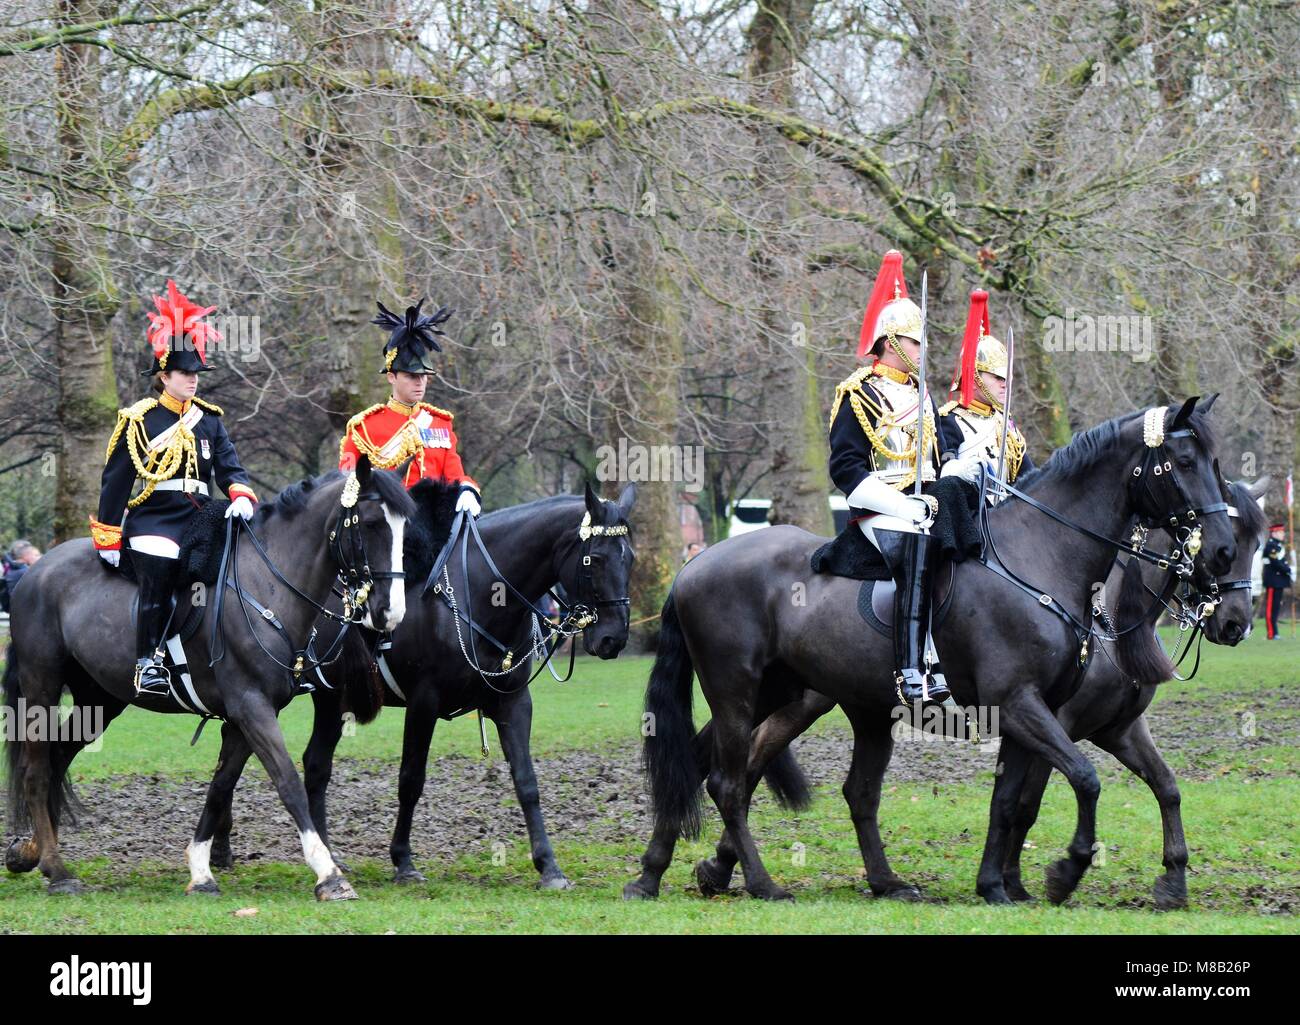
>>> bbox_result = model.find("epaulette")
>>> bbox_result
[829,366,880,431]
[346,404,385,432]
[937,400,959,416]
[121,397,159,420]
[193,397,224,416]
[418,402,454,421]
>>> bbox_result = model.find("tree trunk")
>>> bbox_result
[51,0,120,543]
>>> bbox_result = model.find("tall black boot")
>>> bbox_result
[131,550,179,695]
[876,529,949,705]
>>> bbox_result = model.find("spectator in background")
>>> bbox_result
[1262,524,1292,640]
[1,540,41,613]
[684,541,706,563]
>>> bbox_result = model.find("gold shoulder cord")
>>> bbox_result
[193,397,225,416]
[830,369,935,491]
[105,398,199,509]
[340,404,423,471]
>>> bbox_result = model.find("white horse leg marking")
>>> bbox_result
[186,839,215,891]
[300,829,337,885]
[382,507,406,632]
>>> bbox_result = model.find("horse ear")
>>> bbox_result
[1198,392,1220,415]
[617,482,637,518]
[394,456,413,481]
[584,480,599,514]
[1248,475,1271,499]
[1169,395,1199,428]
[355,453,373,487]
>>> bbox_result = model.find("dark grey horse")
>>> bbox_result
[634,476,1267,910]
[195,481,636,889]
[3,459,413,899]
[626,399,1235,904]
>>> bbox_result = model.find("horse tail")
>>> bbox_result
[3,644,26,832]
[763,748,813,811]
[643,591,703,839]
[1115,559,1176,686]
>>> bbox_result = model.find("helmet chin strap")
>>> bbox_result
[886,332,919,376]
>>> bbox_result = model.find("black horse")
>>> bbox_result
[636,476,1267,909]
[194,481,636,890]
[626,398,1235,904]
[3,459,413,899]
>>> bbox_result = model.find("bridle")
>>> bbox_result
[420,504,632,692]
[979,405,1232,675]
[209,473,403,686]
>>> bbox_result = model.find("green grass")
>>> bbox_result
[0,621,1296,933]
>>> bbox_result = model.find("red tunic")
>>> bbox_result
[338,399,478,492]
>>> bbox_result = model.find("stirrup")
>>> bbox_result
[895,667,949,706]
[134,656,172,697]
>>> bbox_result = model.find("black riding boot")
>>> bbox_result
[131,550,179,695]
[876,529,950,705]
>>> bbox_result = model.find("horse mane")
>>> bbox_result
[403,478,462,582]
[1016,405,1220,493]
[254,468,416,525]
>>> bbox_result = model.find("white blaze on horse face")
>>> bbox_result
[185,839,215,892]
[382,506,406,632]
[300,828,337,885]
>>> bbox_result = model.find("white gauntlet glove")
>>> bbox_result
[847,475,936,528]
[226,496,255,520]
[98,549,120,568]
[455,488,482,518]
[941,454,985,484]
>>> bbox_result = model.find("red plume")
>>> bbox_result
[856,250,908,360]
[146,280,221,365]
[951,289,990,407]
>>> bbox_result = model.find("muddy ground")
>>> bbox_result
[4,686,1292,871]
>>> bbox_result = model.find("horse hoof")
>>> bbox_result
[393,867,426,885]
[209,844,234,870]
[186,880,221,896]
[47,878,84,896]
[876,883,923,902]
[315,874,358,901]
[5,838,38,874]
[978,885,1013,905]
[748,885,794,902]
[537,874,573,891]
[1154,875,1188,911]
[1044,861,1077,906]
[694,858,733,897]
[622,879,659,901]
[1005,881,1036,903]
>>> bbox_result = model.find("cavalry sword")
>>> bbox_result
[915,271,929,498]
[995,324,1015,497]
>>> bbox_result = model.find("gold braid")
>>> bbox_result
[105,399,200,508]
[341,406,424,471]
[830,368,936,492]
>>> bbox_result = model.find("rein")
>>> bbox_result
[976,409,1229,681]
[208,477,403,687]
[418,505,631,692]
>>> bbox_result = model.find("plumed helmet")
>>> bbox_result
[373,298,453,375]
[142,280,221,376]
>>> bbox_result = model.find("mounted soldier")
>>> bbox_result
[91,280,259,694]
[938,289,1033,492]
[828,250,955,704]
[339,299,481,518]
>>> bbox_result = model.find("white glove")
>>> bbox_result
[847,474,933,527]
[941,455,985,484]
[226,496,255,520]
[99,549,120,567]
[455,489,481,517]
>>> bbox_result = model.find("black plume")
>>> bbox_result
[372,297,453,354]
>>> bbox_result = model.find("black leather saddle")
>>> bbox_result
[856,562,957,638]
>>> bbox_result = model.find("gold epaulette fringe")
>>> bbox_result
[193,397,224,416]
[419,402,454,420]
